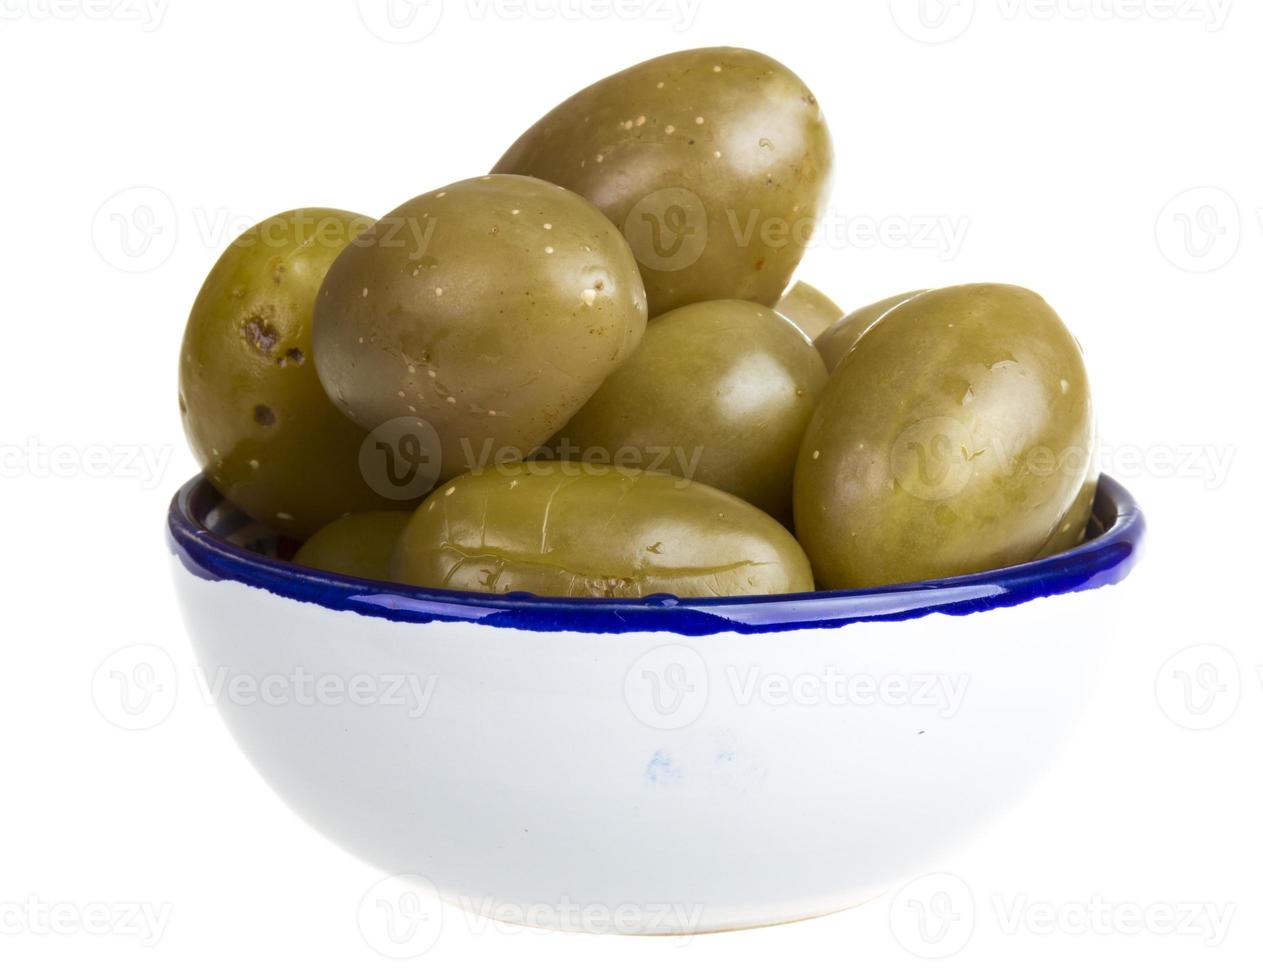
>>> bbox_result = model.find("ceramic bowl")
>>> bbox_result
[168,474,1143,935]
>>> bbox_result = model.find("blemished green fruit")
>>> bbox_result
[493,47,834,316]
[179,207,403,538]
[794,283,1096,589]
[312,175,648,482]
[391,462,815,597]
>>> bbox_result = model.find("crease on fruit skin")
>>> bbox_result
[429,543,776,598]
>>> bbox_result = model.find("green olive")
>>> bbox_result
[293,511,412,580]
[1034,441,1100,558]
[391,462,814,597]
[554,300,827,522]
[312,175,647,482]
[815,289,928,373]
[794,283,1095,589]
[493,47,834,317]
[774,280,844,341]
[179,208,401,538]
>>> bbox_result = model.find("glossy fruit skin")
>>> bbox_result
[794,284,1095,590]
[293,511,412,580]
[1034,440,1099,558]
[815,289,927,373]
[391,462,814,597]
[554,300,827,522]
[312,175,647,482]
[774,280,844,341]
[179,208,401,538]
[493,47,833,317]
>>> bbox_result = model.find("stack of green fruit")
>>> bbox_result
[179,47,1097,597]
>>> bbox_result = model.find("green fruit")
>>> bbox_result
[391,462,814,597]
[179,208,399,538]
[293,511,412,580]
[774,280,844,341]
[815,289,928,373]
[794,283,1095,589]
[493,47,833,316]
[554,300,827,522]
[312,175,647,482]
[1034,440,1100,558]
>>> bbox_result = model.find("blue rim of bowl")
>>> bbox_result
[167,473,1144,635]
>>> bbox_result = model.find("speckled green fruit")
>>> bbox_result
[493,47,833,316]
[179,208,401,538]
[293,511,412,580]
[391,463,814,597]
[312,175,647,482]
[794,283,1095,589]
[554,300,827,522]
[774,281,844,340]
[1034,442,1100,558]
[815,289,928,373]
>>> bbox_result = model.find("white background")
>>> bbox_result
[1,0,1259,975]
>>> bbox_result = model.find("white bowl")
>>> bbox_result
[169,474,1143,935]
